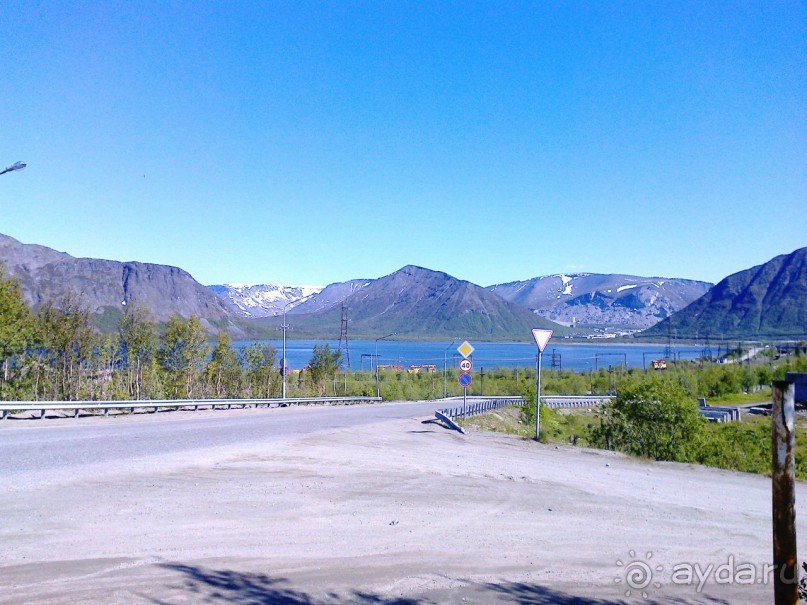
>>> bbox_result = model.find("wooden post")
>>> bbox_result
[772,379,798,604]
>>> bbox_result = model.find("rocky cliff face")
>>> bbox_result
[0,233,240,333]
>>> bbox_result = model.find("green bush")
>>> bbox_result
[589,374,703,461]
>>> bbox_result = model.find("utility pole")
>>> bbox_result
[551,348,562,371]
[337,302,350,369]
[279,301,294,399]
[443,341,455,399]
[375,332,396,398]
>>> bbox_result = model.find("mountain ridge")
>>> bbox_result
[0,233,242,334]
[252,264,565,341]
[208,283,323,317]
[5,232,802,341]
[641,247,807,339]
[488,273,712,329]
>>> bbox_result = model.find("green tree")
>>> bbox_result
[240,343,278,398]
[36,293,98,400]
[591,374,703,461]
[307,344,341,396]
[158,314,209,399]
[206,330,242,398]
[0,266,35,398]
[93,333,122,400]
[119,304,161,399]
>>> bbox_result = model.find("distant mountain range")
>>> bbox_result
[209,279,374,318]
[289,279,373,315]
[249,265,564,341]
[207,283,323,317]
[216,272,711,330]
[3,232,803,341]
[487,274,712,328]
[641,247,807,339]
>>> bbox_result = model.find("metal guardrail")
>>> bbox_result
[542,395,614,409]
[435,396,524,432]
[697,398,741,423]
[0,396,383,420]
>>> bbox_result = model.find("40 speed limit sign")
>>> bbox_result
[458,358,472,373]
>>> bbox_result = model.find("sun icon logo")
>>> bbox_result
[614,550,664,599]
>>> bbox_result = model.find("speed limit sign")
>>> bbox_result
[458,358,472,373]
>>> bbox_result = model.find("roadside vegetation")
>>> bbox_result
[3,267,807,480]
[504,355,807,480]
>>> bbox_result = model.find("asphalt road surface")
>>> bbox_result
[0,400,444,488]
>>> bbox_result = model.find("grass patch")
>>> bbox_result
[463,403,807,481]
[459,406,530,437]
[460,405,602,446]
[705,388,772,406]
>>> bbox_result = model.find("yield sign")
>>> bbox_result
[532,329,553,352]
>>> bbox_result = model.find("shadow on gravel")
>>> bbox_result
[151,564,732,605]
[482,580,732,605]
[151,563,429,604]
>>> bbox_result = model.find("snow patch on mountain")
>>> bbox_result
[485,272,713,329]
[209,283,323,317]
[559,274,573,295]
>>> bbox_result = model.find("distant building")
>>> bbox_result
[378,364,404,371]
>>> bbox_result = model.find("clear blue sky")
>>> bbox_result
[1,1,804,287]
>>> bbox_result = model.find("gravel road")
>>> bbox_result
[1,402,804,604]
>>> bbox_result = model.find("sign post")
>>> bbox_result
[531,329,553,441]
[457,341,475,418]
[771,373,805,604]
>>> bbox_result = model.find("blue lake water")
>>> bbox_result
[232,339,710,372]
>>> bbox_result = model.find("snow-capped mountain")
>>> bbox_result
[288,279,374,314]
[208,283,323,317]
[212,272,712,329]
[487,273,712,328]
[249,267,562,340]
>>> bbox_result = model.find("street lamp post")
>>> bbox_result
[279,301,294,399]
[443,340,455,399]
[375,332,397,398]
[0,161,26,176]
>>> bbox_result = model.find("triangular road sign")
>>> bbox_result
[532,329,553,352]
